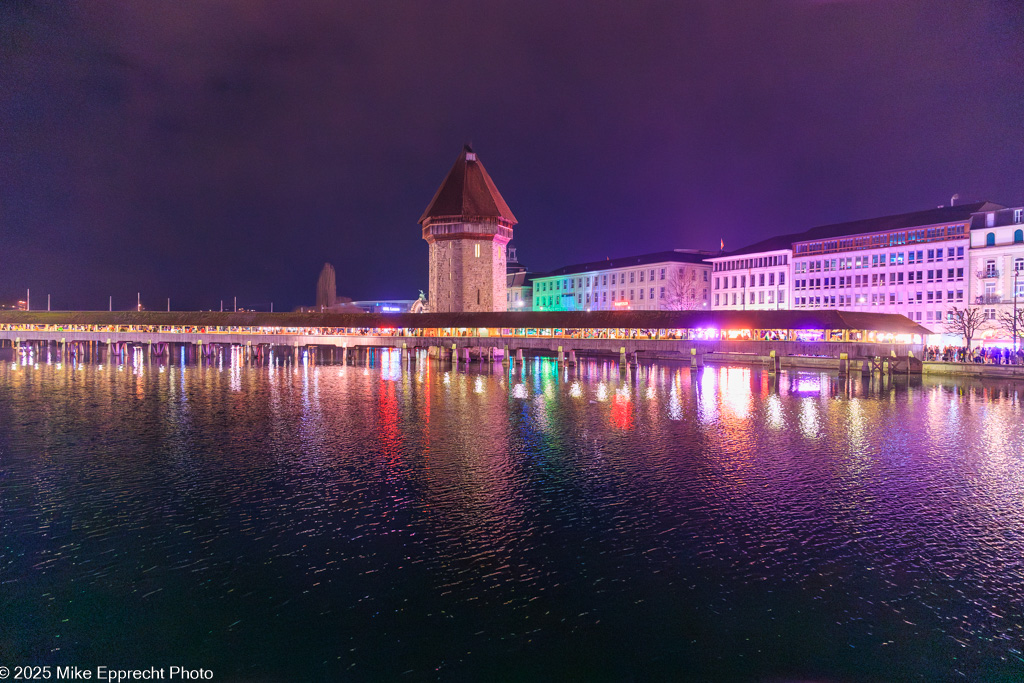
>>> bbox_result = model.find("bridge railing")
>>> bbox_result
[0,321,922,347]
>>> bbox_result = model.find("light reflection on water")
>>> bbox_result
[0,349,1023,680]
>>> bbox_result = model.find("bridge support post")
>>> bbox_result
[568,349,577,366]
[515,348,524,365]
[557,345,564,364]
[690,347,704,368]
[619,346,627,366]
[768,350,780,375]
[503,345,510,365]
[838,352,849,377]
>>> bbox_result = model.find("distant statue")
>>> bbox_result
[316,263,337,310]
[410,290,428,313]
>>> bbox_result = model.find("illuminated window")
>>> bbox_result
[475,243,480,258]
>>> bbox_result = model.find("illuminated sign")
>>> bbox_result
[382,306,401,312]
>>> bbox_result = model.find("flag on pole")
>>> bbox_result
[720,238,724,251]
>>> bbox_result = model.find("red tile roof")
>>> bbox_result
[419,146,517,225]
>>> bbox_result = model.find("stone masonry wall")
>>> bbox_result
[427,223,509,312]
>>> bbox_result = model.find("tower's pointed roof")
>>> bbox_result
[419,146,517,225]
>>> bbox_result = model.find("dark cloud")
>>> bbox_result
[1,0,1021,310]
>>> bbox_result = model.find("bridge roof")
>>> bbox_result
[0,310,931,335]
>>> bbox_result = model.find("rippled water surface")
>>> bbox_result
[1,347,1023,681]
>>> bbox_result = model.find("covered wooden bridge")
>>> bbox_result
[0,309,930,372]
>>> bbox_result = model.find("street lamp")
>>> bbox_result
[1014,268,1019,357]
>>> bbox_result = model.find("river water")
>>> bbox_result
[0,347,1022,681]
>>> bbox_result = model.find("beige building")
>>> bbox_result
[969,205,1024,345]
[707,235,794,311]
[530,250,713,311]
[420,146,516,312]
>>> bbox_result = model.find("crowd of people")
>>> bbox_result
[924,345,1024,364]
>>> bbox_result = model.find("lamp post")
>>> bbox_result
[1014,268,1019,357]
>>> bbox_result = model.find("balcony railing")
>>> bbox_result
[975,295,1004,305]
[977,269,1000,279]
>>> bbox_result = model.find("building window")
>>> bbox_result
[650,288,655,300]
[1014,208,1022,224]
[1015,229,1024,244]
[715,294,720,306]
[985,308,996,320]
[986,232,996,246]
[474,243,480,258]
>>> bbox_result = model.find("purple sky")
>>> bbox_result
[2,0,1022,311]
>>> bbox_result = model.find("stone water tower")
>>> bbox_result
[420,146,517,312]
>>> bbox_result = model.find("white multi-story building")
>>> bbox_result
[707,236,793,310]
[789,202,1002,337]
[969,205,1024,345]
[531,250,714,311]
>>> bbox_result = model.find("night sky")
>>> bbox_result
[2,1,1022,311]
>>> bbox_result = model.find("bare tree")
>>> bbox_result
[997,307,1024,349]
[663,273,703,310]
[945,306,986,349]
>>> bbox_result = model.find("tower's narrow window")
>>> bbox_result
[477,289,481,305]
[475,243,480,258]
